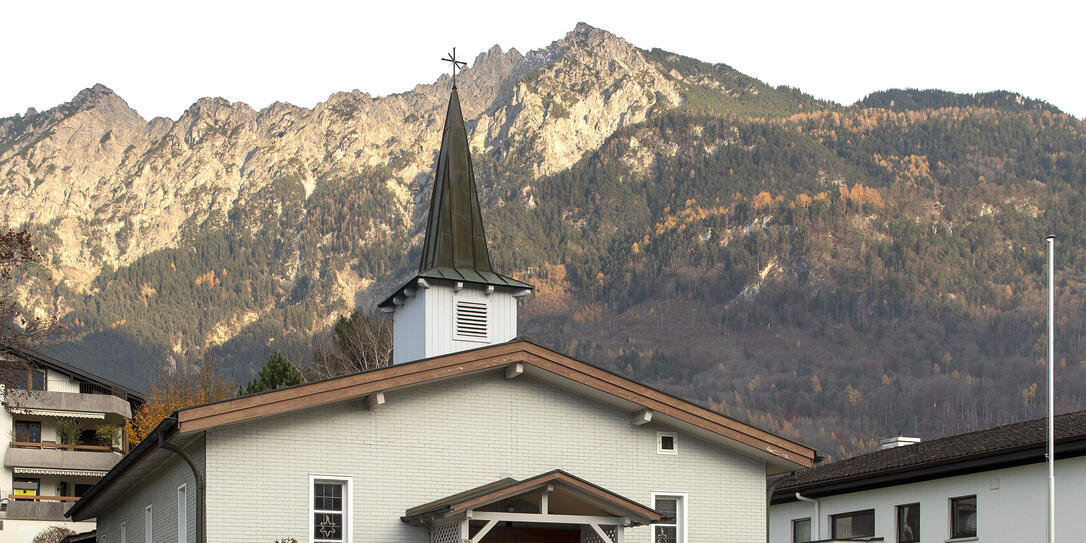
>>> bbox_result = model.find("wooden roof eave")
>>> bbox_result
[402,470,661,526]
[175,341,815,469]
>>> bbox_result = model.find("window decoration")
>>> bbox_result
[951,495,977,539]
[831,509,875,539]
[896,503,919,543]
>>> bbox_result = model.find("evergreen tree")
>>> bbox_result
[239,352,305,396]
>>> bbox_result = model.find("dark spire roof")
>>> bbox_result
[378,87,532,309]
[418,87,492,274]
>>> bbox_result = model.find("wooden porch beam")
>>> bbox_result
[471,520,499,543]
[589,523,615,543]
[470,511,623,526]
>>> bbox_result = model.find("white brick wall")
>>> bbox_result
[202,370,767,543]
[95,436,202,543]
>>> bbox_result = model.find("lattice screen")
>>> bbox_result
[430,519,462,543]
[580,525,617,543]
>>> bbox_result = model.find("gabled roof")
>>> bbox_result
[771,409,1086,503]
[1,347,146,405]
[69,340,815,521]
[174,340,814,471]
[402,469,661,526]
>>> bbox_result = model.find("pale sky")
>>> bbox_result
[3,0,1084,121]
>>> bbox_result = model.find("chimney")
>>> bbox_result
[879,436,921,450]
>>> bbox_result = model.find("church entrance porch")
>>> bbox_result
[402,470,660,543]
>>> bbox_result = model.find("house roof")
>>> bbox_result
[402,469,661,525]
[0,347,146,405]
[771,409,1086,503]
[174,339,815,471]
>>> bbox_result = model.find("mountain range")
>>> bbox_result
[3,23,1085,460]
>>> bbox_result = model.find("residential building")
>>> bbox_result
[768,410,1086,543]
[64,81,817,543]
[0,348,144,543]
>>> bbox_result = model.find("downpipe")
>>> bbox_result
[795,492,820,541]
[158,421,206,543]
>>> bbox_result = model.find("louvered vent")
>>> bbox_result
[454,300,488,340]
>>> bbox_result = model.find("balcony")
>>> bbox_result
[3,497,74,521]
[5,390,132,418]
[5,443,121,472]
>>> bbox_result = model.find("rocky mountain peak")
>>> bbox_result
[71,83,118,106]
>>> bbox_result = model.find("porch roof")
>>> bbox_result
[401,470,661,526]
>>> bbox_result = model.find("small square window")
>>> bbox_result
[951,495,977,539]
[657,432,677,454]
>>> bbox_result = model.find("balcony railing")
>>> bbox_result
[4,389,132,418]
[7,494,80,502]
[10,442,113,453]
[4,445,122,472]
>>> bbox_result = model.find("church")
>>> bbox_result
[65,73,815,543]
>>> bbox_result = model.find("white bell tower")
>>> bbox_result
[378,84,533,364]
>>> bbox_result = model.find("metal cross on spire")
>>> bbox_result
[441,47,467,87]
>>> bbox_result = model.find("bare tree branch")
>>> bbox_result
[307,312,392,380]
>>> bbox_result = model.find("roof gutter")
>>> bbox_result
[158,420,205,543]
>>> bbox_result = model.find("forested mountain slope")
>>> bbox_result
[3,24,1084,460]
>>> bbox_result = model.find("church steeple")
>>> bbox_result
[418,86,493,275]
[378,57,532,365]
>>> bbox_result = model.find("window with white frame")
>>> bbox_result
[145,505,152,543]
[651,493,686,543]
[311,476,351,543]
[657,431,678,454]
[831,509,874,539]
[896,502,919,543]
[178,484,188,543]
[792,517,812,543]
[950,495,977,539]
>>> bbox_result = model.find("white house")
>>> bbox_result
[0,348,144,543]
[768,411,1086,543]
[64,82,816,543]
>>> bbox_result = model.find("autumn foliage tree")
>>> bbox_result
[126,361,233,445]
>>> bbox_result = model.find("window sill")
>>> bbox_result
[946,537,978,543]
